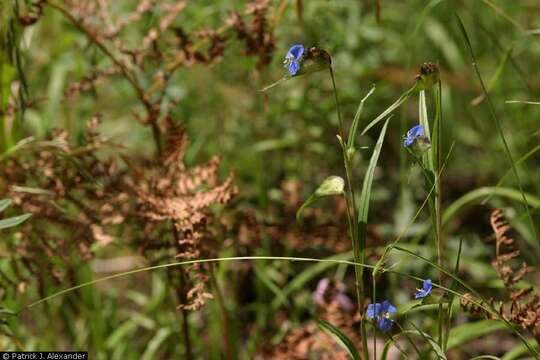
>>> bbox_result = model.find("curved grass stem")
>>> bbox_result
[328,65,370,360]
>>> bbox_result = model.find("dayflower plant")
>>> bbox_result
[414,279,433,299]
[367,300,397,332]
[283,44,305,76]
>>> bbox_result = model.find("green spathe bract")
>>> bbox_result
[296,175,345,221]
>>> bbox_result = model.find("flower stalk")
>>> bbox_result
[328,64,370,359]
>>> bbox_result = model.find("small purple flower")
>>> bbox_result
[403,124,425,147]
[313,278,354,312]
[414,279,433,299]
[283,44,305,76]
[366,300,397,332]
[313,278,330,305]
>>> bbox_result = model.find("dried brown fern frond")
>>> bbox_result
[127,121,237,310]
[1,117,236,312]
[0,120,128,294]
[40,0,276,164]
[460,293,501,321]
[461,209,540,340]
[490,209,531,288]
[227,0,275,69]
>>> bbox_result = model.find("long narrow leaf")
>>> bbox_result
[317,318,360,360]
[447,320,506,350]
[347,85,376,148]
[456,15,538,246]
[443,187,540,228]
[358,119,389,224]
[0,199,11,213]
[0,213,32,230]
[361,89,412,135]
[408,321,447,359]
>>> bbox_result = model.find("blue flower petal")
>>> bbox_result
[414,279,433,299]
[423,279,432,292]
[286,44,305,61]
[408,124,425,138]
[404,136,414,147]
[367,303,381,319]
[287,61,300,76]
[284,45,305,76]
[403,124,426,148]
[377,318,394,332]
[381,300,397,314]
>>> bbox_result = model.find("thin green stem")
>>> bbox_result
[396,322,423,357]
[457,15,538,247]
[372,278,376,360]
[329,65,345,140]
[435,81,445,347]
[328,65,369,360]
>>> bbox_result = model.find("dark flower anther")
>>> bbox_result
[414,279,433,299]
[367,300,397,332]
[283,44,305,76]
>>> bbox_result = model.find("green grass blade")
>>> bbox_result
[105,320,138,349]
[27,255,373,308]
[347,85,376,148]
[380,330,417,360]
[408,321,447,359]
[361,88,413,135]
[456,15,538,247]
[479,0,525,31]
[447,320,506,350]
[443,186,540,228]
[419,90,434,171]
[0,199,11,213]
[0,213,31,230]
[254,264,290,308]
[501,340,539,360]
[505,100,540,105]
[472,46,513,106]
[317,318,361,360]
[358,119,389,224]
[483,144,540,204]
[141,328,173,360]
[443,237,463,351]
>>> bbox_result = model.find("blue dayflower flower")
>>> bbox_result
[403,124,425,147]
[414,279,433,299]
[381,300,397,315]
[367,300,397,332]
[366,303,381,319]
[283,44,305,76]
[377,317,395,332]
[403,124,431,154]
